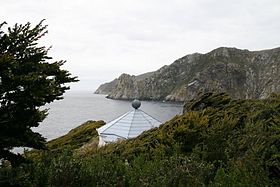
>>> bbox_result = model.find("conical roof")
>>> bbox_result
[97,100,161,146]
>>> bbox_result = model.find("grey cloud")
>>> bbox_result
[1,0,280,91]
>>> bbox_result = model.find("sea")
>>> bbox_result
[33,91,183,141]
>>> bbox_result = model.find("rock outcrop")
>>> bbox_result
[94,79,118,95]
[94,72,154,95]
[95,47,280,102]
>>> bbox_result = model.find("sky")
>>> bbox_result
[1,0,280,91]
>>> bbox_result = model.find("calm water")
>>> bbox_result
[33,91,183,140]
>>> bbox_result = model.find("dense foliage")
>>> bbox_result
[0,20,78,166]
[1,93,279,186]
[26,120,105,159]
[46,120,105,152]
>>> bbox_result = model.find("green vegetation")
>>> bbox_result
[1,93,279,186]
[47,120,105,152]
[0,20,78,166]
[26,120,105,159]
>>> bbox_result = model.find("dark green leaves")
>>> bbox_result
[0,20,78,166]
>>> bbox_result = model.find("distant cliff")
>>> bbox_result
[94,72,154,95]
[94,79,118,95]
[95,47,280,101]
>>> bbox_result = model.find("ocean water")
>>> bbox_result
[33,91,183,140]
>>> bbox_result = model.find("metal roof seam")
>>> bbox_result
[100,133,127,139]
[139,109,162,124]
[98,111,132,134]
[138,109,154,127]
[127,109,136,138]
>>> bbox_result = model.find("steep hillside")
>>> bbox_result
[95,47,280,101]
[26,120,105,158]
[17,93,280,186]
[94,79,118,95]
[94,72,154,95]
[93,92,280,185]
[46,120,105,152]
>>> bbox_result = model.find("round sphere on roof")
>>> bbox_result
[132,99,141,109]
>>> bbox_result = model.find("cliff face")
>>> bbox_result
[94,72,154,95]
[94,79,118,94]
[95,47,280,101]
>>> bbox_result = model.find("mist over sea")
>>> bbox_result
[33,91,183,141]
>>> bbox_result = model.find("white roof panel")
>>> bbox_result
[97,109,161,143]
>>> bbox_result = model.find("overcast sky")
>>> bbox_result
[1,0,280,91]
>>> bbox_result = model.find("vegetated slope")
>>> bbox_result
[95,92,280,185]
[7,93,279,186]
[26,120,104,158]
[95,47,280,101]
[46,120,105,152]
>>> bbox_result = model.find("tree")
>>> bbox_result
[0,20,78,166]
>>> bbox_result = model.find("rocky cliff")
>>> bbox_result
[94,72,154,95]
[95,47,280,102]
[94,79,118,94]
